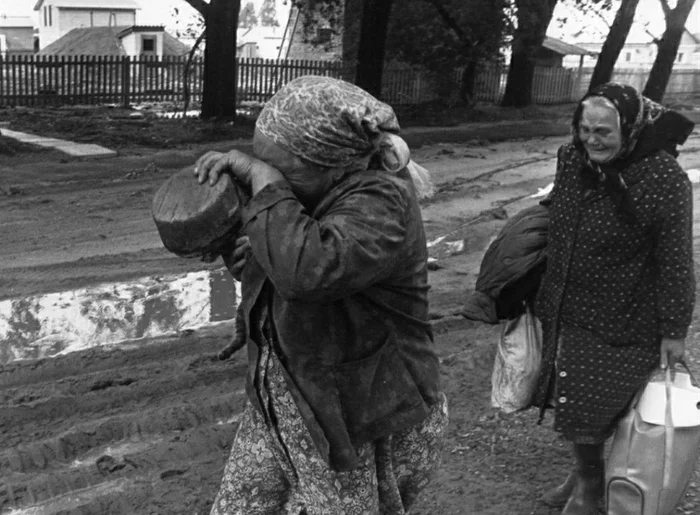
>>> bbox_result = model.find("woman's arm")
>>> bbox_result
[653,163,695,346]
[242,176,409,302]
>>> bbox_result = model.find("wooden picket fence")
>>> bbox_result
[1,55,698,109]
[0,55,348,108]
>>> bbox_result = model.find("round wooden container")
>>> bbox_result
[152,168,246,258]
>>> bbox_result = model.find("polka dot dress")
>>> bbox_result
[533,144,695,443]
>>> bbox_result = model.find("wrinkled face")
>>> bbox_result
[253,128,332,205]
[578,101,623,163]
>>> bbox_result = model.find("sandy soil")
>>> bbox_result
[2,124,700,515]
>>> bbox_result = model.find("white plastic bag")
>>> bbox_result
[491,305,542,413]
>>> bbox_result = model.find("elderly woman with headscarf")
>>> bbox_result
[194,76,447,515]
[534,82,695,514]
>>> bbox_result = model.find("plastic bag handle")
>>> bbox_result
[676,359,700,387]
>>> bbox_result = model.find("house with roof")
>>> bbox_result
[34,0,141,50]
[536,36,598,68]
[568,28,700,70]
[237,26,286,59]
[0,15,35,57]
[37,26,190,57]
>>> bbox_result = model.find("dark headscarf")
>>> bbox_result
[571,82,695,223]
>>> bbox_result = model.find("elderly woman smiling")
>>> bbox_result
[534,83,695,514]
[195,76,447,515]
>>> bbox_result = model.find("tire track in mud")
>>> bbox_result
[1,328,246,515]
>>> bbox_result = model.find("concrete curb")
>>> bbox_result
[0,128,117,158]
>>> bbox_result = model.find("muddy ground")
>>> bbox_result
[2,106,700,515]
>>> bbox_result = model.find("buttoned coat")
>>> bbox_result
[533,143,695,441]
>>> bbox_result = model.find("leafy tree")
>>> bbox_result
[239,1,259,28]
[386,0,509,104]
[643,0,697,101]
[259,0,280,27]
[587,0,641,91]
[501,0,558,107]
[184,0,241,119]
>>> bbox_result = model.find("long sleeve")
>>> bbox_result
[652,166,696,339]
[241,177,408,302]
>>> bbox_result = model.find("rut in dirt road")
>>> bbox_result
[1,327,246,515]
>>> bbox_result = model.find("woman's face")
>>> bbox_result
[253,128,333,205]
[578,102,623,163]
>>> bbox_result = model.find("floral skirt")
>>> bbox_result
[210,351,448,515]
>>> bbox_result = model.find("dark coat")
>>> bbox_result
[462,204,549,323]
[239,169,441,471]
[532,144,695,441]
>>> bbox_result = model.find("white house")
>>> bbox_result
[34,0,141,50]
[237,25,285,59]
[565,28,700,70]
[0,14,35,56]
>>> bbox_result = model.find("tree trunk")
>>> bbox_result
[341,0,362,82]
[201,0,240,120]
[643,0,697,102]
[354,0,394,97]
[588,0,641,91]
[501,0,557,107]
[459,58,478,105]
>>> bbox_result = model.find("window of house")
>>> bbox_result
[625,52,632,62]
[316,28,333,44]
[677,53,684,62]
[43,6,47,26]
[49,6,52,26]
[142,37,156,53]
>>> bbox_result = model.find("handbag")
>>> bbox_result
[490,305,542,413]
[606,362,700,515]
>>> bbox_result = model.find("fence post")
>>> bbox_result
[121,56,131,108]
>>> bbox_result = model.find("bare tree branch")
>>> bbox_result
[642,25,662,45]
[658,0,672,18]
[182,29,207,117]
[423,0,472,45]
[184,0,210,17]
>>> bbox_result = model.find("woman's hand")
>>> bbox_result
[222,236,251,281]
[660,337,685,369]
[193,149,286,195]
[194,150,256,187]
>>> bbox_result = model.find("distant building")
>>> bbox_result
[563,28,700,70]
[536,36,597,68]
[34,0,141,50]
[237,26,285,59]
[0,15,35,57]
[37,26,190,57]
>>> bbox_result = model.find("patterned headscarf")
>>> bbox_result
[256,75,401,170]
[572,82,693,165]
[571,82,695,222]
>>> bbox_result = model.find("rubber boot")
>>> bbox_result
[561,443,605,515]
[539,469,578,507]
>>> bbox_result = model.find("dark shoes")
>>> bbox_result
[539,469,578,507]
[560,465,604,515]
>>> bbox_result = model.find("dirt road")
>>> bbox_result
[2,127,700,515]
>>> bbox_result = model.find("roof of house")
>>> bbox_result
[542,36,598,56]
[38,26,190,56]
[34,0,141,11]
[2,33,35,53]
[237,26,285,45]
[118,26,165,37]
[0,15,34,28]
